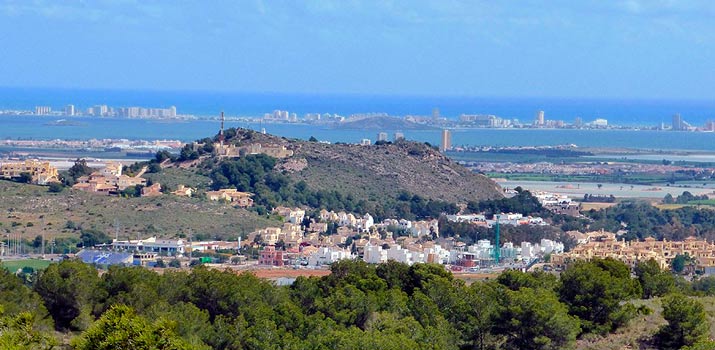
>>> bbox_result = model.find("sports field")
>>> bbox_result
[0,259,52,272]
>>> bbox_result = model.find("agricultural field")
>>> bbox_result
[688,199,715,206]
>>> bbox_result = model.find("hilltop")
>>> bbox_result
[291,139,503,204]
[196,128,503,210]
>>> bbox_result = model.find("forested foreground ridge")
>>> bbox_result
[2,259,715,350]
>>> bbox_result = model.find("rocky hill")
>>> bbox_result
[218,128,503,204]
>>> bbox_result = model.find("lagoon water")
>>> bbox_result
[2,88,715,126]
[499,180,715,199]
[2,88,715,150]
[2,116,715,151]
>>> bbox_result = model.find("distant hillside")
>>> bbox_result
[334,115,433,130]
[290,139,503,204]
[0,180,277,245]
[203,128,503,213]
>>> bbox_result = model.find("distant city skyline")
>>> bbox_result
[1,1,714,99]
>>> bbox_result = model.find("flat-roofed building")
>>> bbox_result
[440,129,451,152]
[259,246,284,266]
[111,236,185,256]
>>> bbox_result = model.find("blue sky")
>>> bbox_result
[0,0,714,99]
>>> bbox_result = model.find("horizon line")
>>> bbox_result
[0,85,713,103]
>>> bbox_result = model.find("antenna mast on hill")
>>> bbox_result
[219,111,225,152]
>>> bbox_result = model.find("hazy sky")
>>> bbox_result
[1,0,714,99]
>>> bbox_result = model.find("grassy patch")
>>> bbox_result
[688,199,715,206]
[654,204,691,210]
[580,202,618,211]
[143,167,212,191]
[0,259,52,272]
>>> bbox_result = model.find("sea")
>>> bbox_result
[2,87,715,151]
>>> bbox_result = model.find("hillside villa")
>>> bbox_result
[206,189,254,207]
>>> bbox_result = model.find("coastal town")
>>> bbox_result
[4,100,715,133]
[6,147,715,279]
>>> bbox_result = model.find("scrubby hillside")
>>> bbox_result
[0,180,277,248]
[202,128,503,210]
[291,140,503,204]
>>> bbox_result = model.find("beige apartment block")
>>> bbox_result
[551,232,715,270]
[0,159,59,184]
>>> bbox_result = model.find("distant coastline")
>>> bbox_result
[2,116,715,153]
[2,87,715,126]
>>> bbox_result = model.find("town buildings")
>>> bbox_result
[445,212,546,227]
[440,129,451,152]
[110,236,186,256]
[34,106,51,115]
[451,238,563,267]
[76,250,134,266]
[308,247,351,266]
[551,231,715,271]
[72,163,147,195]
[459,114,511,128]
[259,246,284,266]
[64,104,75,116]
[532,191,581,216]
[672,113,684,131]
[0,159,59,184]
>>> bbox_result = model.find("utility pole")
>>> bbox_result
[189,229,193,260]
[114,219,119,252]
[41,216,45,256]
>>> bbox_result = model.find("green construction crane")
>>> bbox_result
[494,214,500,264]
